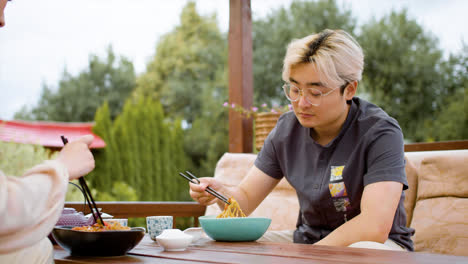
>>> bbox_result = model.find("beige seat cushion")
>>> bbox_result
[410,153,468,256]
[403,157,418,227]
[205,153,299,231]
[411,197,468,256]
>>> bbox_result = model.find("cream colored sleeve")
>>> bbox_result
[0,160,69,253]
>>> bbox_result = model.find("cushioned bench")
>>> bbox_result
[206,150,468,256]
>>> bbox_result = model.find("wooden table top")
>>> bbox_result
[54,235,467,264]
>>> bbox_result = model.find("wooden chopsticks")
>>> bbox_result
[178,171,231,205]
[61,135,105,226]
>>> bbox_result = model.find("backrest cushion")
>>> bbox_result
[205,153,299,231]
[403,157,418,227]
[417,153,468,199]
[410,152,468,256]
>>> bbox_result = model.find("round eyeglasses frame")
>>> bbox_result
[282,82,349,106]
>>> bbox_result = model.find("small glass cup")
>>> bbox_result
[146,216,173,241]
[104,218,128,227]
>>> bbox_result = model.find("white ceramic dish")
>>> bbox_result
[183,227,204,242]
[156,229,192,251]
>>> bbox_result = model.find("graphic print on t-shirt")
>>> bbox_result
[333,197,350,212]
[329,165,351,212]
[329,182,347,197]
[330,166,344,181]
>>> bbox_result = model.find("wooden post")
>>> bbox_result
[228,0,253,153]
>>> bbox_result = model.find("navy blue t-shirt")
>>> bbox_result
[255,97,415,251]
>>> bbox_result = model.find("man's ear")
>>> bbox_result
[344,81,358,100]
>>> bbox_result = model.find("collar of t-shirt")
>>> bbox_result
[306,98,358,148]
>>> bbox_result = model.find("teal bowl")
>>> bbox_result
[199,215,271,242]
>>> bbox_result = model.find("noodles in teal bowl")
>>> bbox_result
[199,215,271,242]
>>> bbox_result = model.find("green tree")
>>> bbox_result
[96,182,139,202]
[252,0,357,105]
[427,89,466,141]
[135,2,227,124]
[425,44,468,141]
[14,46,136,122]
[90,98,191,201]
[66,181,138,202]
[135,1,229,179]
[89,101,122,190]
[0,138,56,176]
[358,10,444,141]
[149,101,164,200]
[172,118,192,200]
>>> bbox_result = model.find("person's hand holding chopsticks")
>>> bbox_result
[56,135,95,180]
[189,177,229,206]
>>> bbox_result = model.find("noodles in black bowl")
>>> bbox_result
[52,226,145,256]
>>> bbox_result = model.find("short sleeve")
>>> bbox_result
[363,120,408,190]
[254,119,284,180]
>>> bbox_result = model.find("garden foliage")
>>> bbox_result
[88,98,191,202]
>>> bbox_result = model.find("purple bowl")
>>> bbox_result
[49,208,95,244]
[56,208,95,226]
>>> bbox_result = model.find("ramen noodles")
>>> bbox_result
[72,221,131,232]
[217,197,246,218]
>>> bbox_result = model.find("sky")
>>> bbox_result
[0,0,467,120]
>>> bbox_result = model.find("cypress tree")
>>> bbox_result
[90,102,112,190]
[140,98,154,200]
[160,123,171,201]
[147,100,159,201]
[129,98,142,196]
[172,119,189,200]
[167,123,177,200]
[110,117,125,183]
[178,127,190,200]
[91,98,192,202]
[114,101,133,188]
[152,102,164,200]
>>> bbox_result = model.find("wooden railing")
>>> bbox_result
[64,201,206,227]
[404,140,468,152]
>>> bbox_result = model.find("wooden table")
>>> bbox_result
[54,235,467,264]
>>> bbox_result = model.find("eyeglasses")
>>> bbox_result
[282,82,348,106]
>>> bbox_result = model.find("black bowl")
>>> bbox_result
[52,226,145,256]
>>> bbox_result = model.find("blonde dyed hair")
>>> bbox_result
[282,29,364,91]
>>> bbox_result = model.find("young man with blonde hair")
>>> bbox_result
[190,29,414,251]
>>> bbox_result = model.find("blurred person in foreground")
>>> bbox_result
[0,135,95,263]
[1,4,96,262]
[0,0,8,27]
[189,29,414,251]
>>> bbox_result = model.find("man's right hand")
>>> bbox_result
[56,135,95,180]
[189,177,226,206]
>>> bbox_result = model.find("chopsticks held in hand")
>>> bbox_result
[61,135,104,226]
[179,171,231,205]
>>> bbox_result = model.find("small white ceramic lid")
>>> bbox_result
[85,212,113,219]
[157,229,192,239]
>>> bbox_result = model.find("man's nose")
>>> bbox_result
[297,92,311,108]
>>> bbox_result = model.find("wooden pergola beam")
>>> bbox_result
[228,0,253,153]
